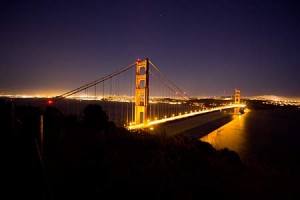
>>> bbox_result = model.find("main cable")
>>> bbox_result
[149,60,190,99]
[53,62,136,101]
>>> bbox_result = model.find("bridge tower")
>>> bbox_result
[135,59,149,125]
[234,89,241,114]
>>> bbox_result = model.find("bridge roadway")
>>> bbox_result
[127,104,246,135]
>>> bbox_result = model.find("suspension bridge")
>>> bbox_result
[51,58,245,131]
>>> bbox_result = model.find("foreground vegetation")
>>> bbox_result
[1,99,298,199]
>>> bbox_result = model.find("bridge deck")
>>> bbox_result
[127,104,246,130]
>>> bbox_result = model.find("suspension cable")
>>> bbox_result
[149,70,188,100]
[53,62,136,101]
[149,60,190,99]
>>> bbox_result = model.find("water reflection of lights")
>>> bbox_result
[200,109,249,160]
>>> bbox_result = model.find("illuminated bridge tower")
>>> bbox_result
[135,59,149,125]
[234,89,241,114]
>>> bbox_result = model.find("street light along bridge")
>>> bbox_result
[51,58,246,130]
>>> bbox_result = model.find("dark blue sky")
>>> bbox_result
[1,0,300,97]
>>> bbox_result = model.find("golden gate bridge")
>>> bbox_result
[50,58,245,131]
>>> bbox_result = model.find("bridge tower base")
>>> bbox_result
[135,59,149,125]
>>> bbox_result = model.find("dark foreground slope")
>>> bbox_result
[1,100,298,200]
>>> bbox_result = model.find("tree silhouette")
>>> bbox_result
[82,104,109,130]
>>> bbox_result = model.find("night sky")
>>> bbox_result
[1,0,300,97]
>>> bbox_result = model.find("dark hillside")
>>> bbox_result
[1,99,298,199]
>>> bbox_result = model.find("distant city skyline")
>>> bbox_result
[1,0,300,97]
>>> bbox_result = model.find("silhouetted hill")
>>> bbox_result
[1,99,298,200]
